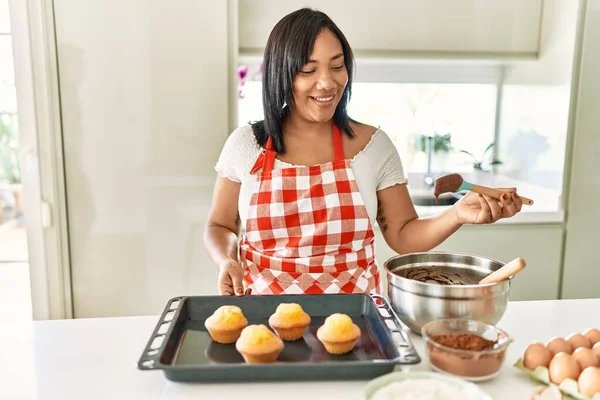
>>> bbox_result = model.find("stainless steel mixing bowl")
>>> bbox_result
[383,252,511,335]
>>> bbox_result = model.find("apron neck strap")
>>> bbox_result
[263,136,276,173]
[259,122,345,174]
[332,123,345,162]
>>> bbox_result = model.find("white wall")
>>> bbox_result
[53,1,228,317]
[561,0,600,299]
[495,0,600,299]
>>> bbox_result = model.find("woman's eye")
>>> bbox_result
[332,65,344,70]
[299,70,315,75]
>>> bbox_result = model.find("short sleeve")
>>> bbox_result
[374,131,408,191]
[214,125,259,183]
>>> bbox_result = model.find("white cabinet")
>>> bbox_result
[53,0,229,317]
[238,0,543,56]
[374,223,563,301]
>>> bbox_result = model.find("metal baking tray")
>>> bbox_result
[137,293,421,382]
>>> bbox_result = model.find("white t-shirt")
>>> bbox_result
[214,124,408,228]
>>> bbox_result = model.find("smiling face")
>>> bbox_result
[291,29,348,124]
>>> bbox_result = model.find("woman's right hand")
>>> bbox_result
[218,259,245,296]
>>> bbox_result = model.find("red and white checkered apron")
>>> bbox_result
[239,123,380,295]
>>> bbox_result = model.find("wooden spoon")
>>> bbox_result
[479,257,526,285]
[434,173,534,205]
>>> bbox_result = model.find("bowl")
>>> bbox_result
[383,251,512,334]
[421,318,513,381]
[364,370,492,400]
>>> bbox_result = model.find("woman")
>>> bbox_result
[204,8,523,296]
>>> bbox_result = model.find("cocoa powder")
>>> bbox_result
[427,333,505,379]
[431,333,497,351]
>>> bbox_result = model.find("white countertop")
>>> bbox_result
[3,299,598,400]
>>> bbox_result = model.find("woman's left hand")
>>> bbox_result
[454,189,523,225]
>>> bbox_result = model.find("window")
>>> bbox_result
[0,0,26,263]
[348,82,497,174]
[236,60,500,175]
[1,0,31,322]
[498,85,571,193]
[236,58,570,201]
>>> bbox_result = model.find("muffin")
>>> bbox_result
[204,305,248,344]
[268,303,311,341]
[317,313,361,355]
[235,324,284,364]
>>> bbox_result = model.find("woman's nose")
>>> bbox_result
[315,72,335,91]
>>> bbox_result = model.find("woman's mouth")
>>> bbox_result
[310,93,337,107]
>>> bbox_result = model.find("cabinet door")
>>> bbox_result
[375,223,563,301]
[239,0,542,56]
[54,0,229,317]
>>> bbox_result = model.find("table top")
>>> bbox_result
[3,298,599,399]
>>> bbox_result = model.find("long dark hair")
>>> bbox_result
[250,8,355,154]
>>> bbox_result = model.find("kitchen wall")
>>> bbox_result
[561,0,600,299]
[46,0,593,318]
[53,0,229,317]
[495,0,600,300]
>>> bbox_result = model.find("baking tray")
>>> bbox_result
[137,293,421,382]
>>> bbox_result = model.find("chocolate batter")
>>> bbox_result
[406,267,475,285]
[433,174,463,200]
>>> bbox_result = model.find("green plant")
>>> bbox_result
[460,142,502,172]
[0,115,21,184]
[414,133,453,154]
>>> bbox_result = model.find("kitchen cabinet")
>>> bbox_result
[238,0,543,57]
[52,0,230,317]
[374,223,564,301]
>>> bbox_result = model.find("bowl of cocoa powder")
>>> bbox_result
[421,318,513,382]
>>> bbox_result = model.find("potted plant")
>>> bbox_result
[0,115,22,223]
[413,133,453,174]
[414,133,453,154]
[460,142,502,172]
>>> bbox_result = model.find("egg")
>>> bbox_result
[524,342,553,370]
[546,337,573,356]
[578,366,600,397]
[593,342,600,358]
[572,347,600,370]
[567,332,592,350]
[549,352,581,384]
[584,328,600,346]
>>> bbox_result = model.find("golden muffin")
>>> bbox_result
[204,305,248,344]
[268,303,312,341]
[235,324,284,364]
[316,313,361,355]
